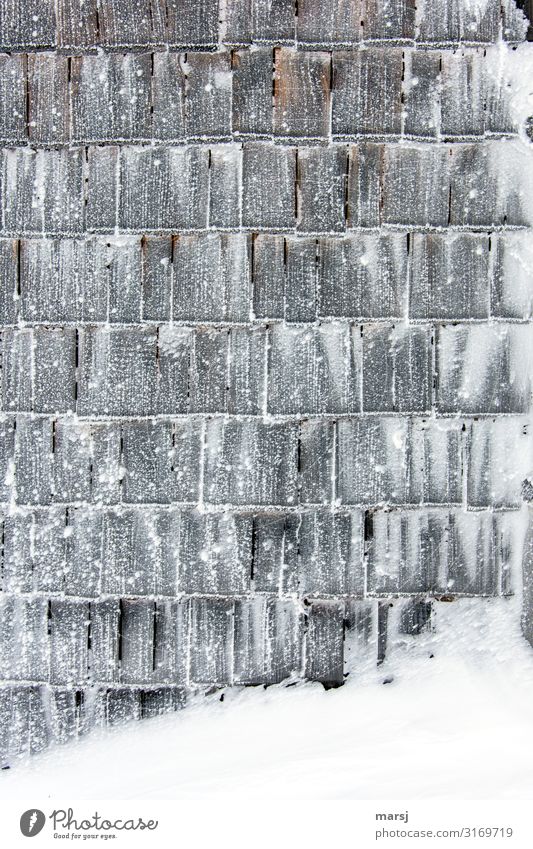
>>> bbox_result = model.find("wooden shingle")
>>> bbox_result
[232,48,273,137]
[332,49,403,138]
[0,55,26,144]
[274,48,330,139]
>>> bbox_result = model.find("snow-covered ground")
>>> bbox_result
[3,596,533,800]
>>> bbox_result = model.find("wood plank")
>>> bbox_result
[274,48,330,139]
[242,143,296,229]
[347,143,382,228]
[0,687,49,764]
[318,233,407,318]
[403,49,441,139]
[491,233,533,321]
[189,328,229,413]
[49,601,89,686]
[166,0,219,47]
[152,52,186,141]
[178,510,252,594]
[227,326,266,415]
[224,0,295,44]
[232,48,273,137]
[298,420,335,505]
[305,601,344,686]
[297,146,347,232]
[233,597,268,684]
[362,323,432,413]
[119,600,155,685]
[89,601,120,683]
[0,55,26,144]
[141,236,172,321]
[251,234,285,318]
[0,0,56,49]
[105,689,141,725]
[204,419,299,506]
[440,52,484,137]
[121,421,200,503]
[337,418,409,505]
[57,0,99,49]
[71,54,152,143]
[90,423,122,504]
[409,233,490,320]
[14,418,54,505]
[466,418,530,508]
[208,145,243,228]
[155,326,190,415]
[436,324,532,415]
[106,237,143,323]
[332,49,402,137]
[297,0,361,45]
[284,237,317,322]
[151,602,179,685]
[27,54,70,145]
[95,0,161,47]
[251,513,299,594]
[4,509,65,594]
[86,147,119,232]
[267,322,360,414]
[78,327,160,416]
[3,149,85,236]
[188,598,234,685]
[119,146,209,231]
[265,598,302,683]
[0,240,18,324]
[0,597,49,681]
[20,238,108,323]
[299,511,363,596]
[1,328,32,412]
[407,419,463,505]
[52,419,92,502]
[121,420,199,503]
[185,53,232,139]
[0,417,15,505]
[382,145,450,227]
[32,328,77,414]
[173,233,251,322]
[364,0,416,39]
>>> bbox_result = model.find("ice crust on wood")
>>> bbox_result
[1,0,533,765]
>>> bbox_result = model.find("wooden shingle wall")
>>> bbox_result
[0,0,532,763]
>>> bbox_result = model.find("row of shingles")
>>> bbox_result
[0,47,519,148]
[0,680,186,764]
[1,322,530,417]
[1,140,530,237]
[0,0,220,52]
[0,500,523,726]
[0,401,526,603]
[0,593,385,764]
[0,589,473,763]
[0,0,527,52]
[1,415,529,509]
[2,578,517,701]
[0,405,526,628]
[1,232,530,326]
[0,412,526,601]
[0,503,524,599]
